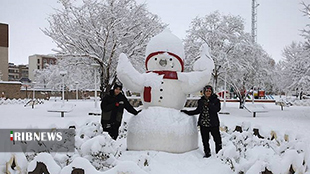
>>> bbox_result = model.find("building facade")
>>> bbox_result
[0,23,9,81]
[8,63,29,81]
[28,54,57,81]
[8,63,19,81]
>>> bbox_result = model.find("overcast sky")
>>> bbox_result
[0,0,309,65]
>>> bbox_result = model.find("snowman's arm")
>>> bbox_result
[178,70,212,94]
[116,53,144,92]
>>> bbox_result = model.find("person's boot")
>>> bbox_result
[203,152,211,158]
[216,144,222,154]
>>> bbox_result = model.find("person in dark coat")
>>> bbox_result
[101,82,140,140]
[181,85,222,158]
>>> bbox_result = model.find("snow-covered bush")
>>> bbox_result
[0,153,28,174]
[27,153,61,173]
[80,134,121,171]
[118,121,128,140]
[218,122,310,173]
[75,121,103,149]
[54,150,80,168]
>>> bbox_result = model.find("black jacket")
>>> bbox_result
[101,90,138,124]
[184,94,221,127]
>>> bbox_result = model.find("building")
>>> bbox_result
[8,63,19,81]
[28,54,57,81]
[8,63,29,82]
[0,23,9,81]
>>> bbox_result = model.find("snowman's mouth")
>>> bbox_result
[159,59,167,67]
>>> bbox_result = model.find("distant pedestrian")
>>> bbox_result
[101,82,141,140]
[181,85,222,158]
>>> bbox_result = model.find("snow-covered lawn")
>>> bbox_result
[1,98,310,174]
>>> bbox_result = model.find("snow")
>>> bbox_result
[193,43,215,71]
[27,152,61,173]
[0,81,22,84]
[117,53,145,92]
[127,107,198,153]
[1,98,310,173]
[117,30,213,111]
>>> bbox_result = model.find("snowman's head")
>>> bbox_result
[145,29,184,72]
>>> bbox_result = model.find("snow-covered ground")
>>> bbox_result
[1,97,310,174]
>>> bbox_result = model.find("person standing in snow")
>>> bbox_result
[181,85,222,158]
[101,82,141,140]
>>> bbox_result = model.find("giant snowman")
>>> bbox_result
[117,29,214,153]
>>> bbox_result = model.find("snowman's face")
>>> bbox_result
[146,52,183,72]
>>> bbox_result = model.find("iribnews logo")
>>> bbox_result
[10,130,63,142]
[1,129,75,152]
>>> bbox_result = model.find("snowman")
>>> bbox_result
[117,29,214,153]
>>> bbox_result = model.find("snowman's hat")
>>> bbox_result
[145,29,184,71]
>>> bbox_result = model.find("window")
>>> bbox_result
[37,66,40,69]
[37,59,40,64]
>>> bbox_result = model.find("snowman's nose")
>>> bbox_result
[159,59,167,67]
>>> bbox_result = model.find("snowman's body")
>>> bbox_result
[143,77,186,109]
[117,29,214,153]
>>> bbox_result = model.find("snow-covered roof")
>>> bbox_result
[0,81,22,84]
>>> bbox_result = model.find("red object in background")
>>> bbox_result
[258,91,265,97]
[218,91,229,98]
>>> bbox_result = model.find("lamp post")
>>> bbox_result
[88,63,101,116]
[219,55,230,115]
[91,63,100,109]
[75,81,79,100]
[223,69,227,109]
[60,71,67,105]
[219,69,229,114]
[32,82,36,109]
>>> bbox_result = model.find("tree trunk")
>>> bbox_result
[239,98,245,109]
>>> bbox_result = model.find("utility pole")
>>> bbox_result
[251,0,259,43]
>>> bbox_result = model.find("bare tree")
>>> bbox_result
[43,0,165,95]
[301,1,310,48]
[184,11,274,108]
[275,2,310,96]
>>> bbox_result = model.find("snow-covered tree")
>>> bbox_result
[301,1,310,48]
[276,2,310,95]
[184,11,275,108]
[184,11,246,86]
[279,42,310,93]
[43,0,165,94]
[34,57,96,91]
[34,64,60,90]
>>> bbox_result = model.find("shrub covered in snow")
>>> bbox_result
[218,122,310,173]
[80,134,121,171]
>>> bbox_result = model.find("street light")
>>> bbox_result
[60,71,67,105]
[219,55,230,115]
[91,63,100,109]
[88,63,101,116]
[32,82,36,109]
[75,81,79,100]
[219,68,229,114]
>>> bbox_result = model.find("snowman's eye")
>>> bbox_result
[169,58,173,61]
[154,57,157,61]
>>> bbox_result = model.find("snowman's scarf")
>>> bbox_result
[146,70,178,80]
